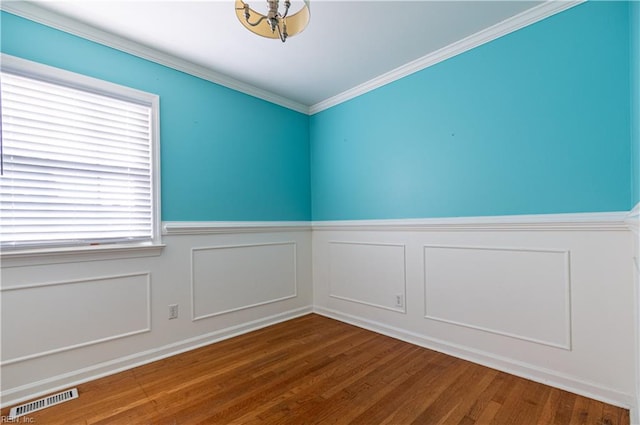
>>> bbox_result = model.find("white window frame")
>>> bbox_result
[0,54,163,266]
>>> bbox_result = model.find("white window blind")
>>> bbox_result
[0,67,157,250]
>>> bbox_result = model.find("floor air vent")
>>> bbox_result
[9,388,78,419]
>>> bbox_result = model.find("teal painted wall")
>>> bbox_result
[0,12,311,221]
[631,1,640,207]
[2,2,636,222]
[310,1,632,220]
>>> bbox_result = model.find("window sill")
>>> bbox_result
[1,243,165,268]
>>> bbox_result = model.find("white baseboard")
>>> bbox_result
[0,305,313,408]
[313,306,634,411]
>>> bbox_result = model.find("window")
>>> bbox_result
[0,55,160,251]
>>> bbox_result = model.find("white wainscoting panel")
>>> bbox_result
[191,242,297,321]
[0,227,312,409]
[329,241,406,313]
[1,272,151,364]
[424,245,571,349]
[312,218,636,408]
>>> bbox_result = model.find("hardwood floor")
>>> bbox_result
[2,314,630,424]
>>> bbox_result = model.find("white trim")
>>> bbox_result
[0,271,150,293]
[150,89,162,247]
[328,294,406,314]
[626,202,640,235]
[0,305,313,409]
[163,221,311,235]
[1,53,157,105]
[162,212,631,235]
[0,243,164,268]
[313,306,634,410]
[193,294,298,322]
[5,210,628,267]
[312,211,630,232]
[309,0,584,114]
[0,1,309,114]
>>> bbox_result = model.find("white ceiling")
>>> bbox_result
[9,0,550,110]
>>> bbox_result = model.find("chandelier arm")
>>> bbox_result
[245,15,267,27]
[275,23,287,42]
[281,1,291,19]
[234,6,268,27]
[233,5,263,27]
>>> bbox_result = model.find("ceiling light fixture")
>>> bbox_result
[235,0,310,43]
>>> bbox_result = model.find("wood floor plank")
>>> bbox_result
[537,388,565,425]
[428,365,500,425]
[348,351,451,424]
[257,340,417,424]
[233,333,390,423]
[1,314,630,425]
[603,401,626,425]
[409,363,498,425]
[489,376,549,425]
[228,334,390,423]
[553,390,578,425]
[461,372,508,423]
[473,400,503,425]
[584,399,606,425]
[377,358,473,424]
[569,395,592,425]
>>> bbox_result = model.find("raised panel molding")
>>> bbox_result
[191,242,298,321]
[423,245,571,349]
[1,272,151,365]
[329,241,407,313]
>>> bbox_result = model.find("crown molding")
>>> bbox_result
[308,0,585,115]
[0,1,310,115]
[3,1,583,117]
